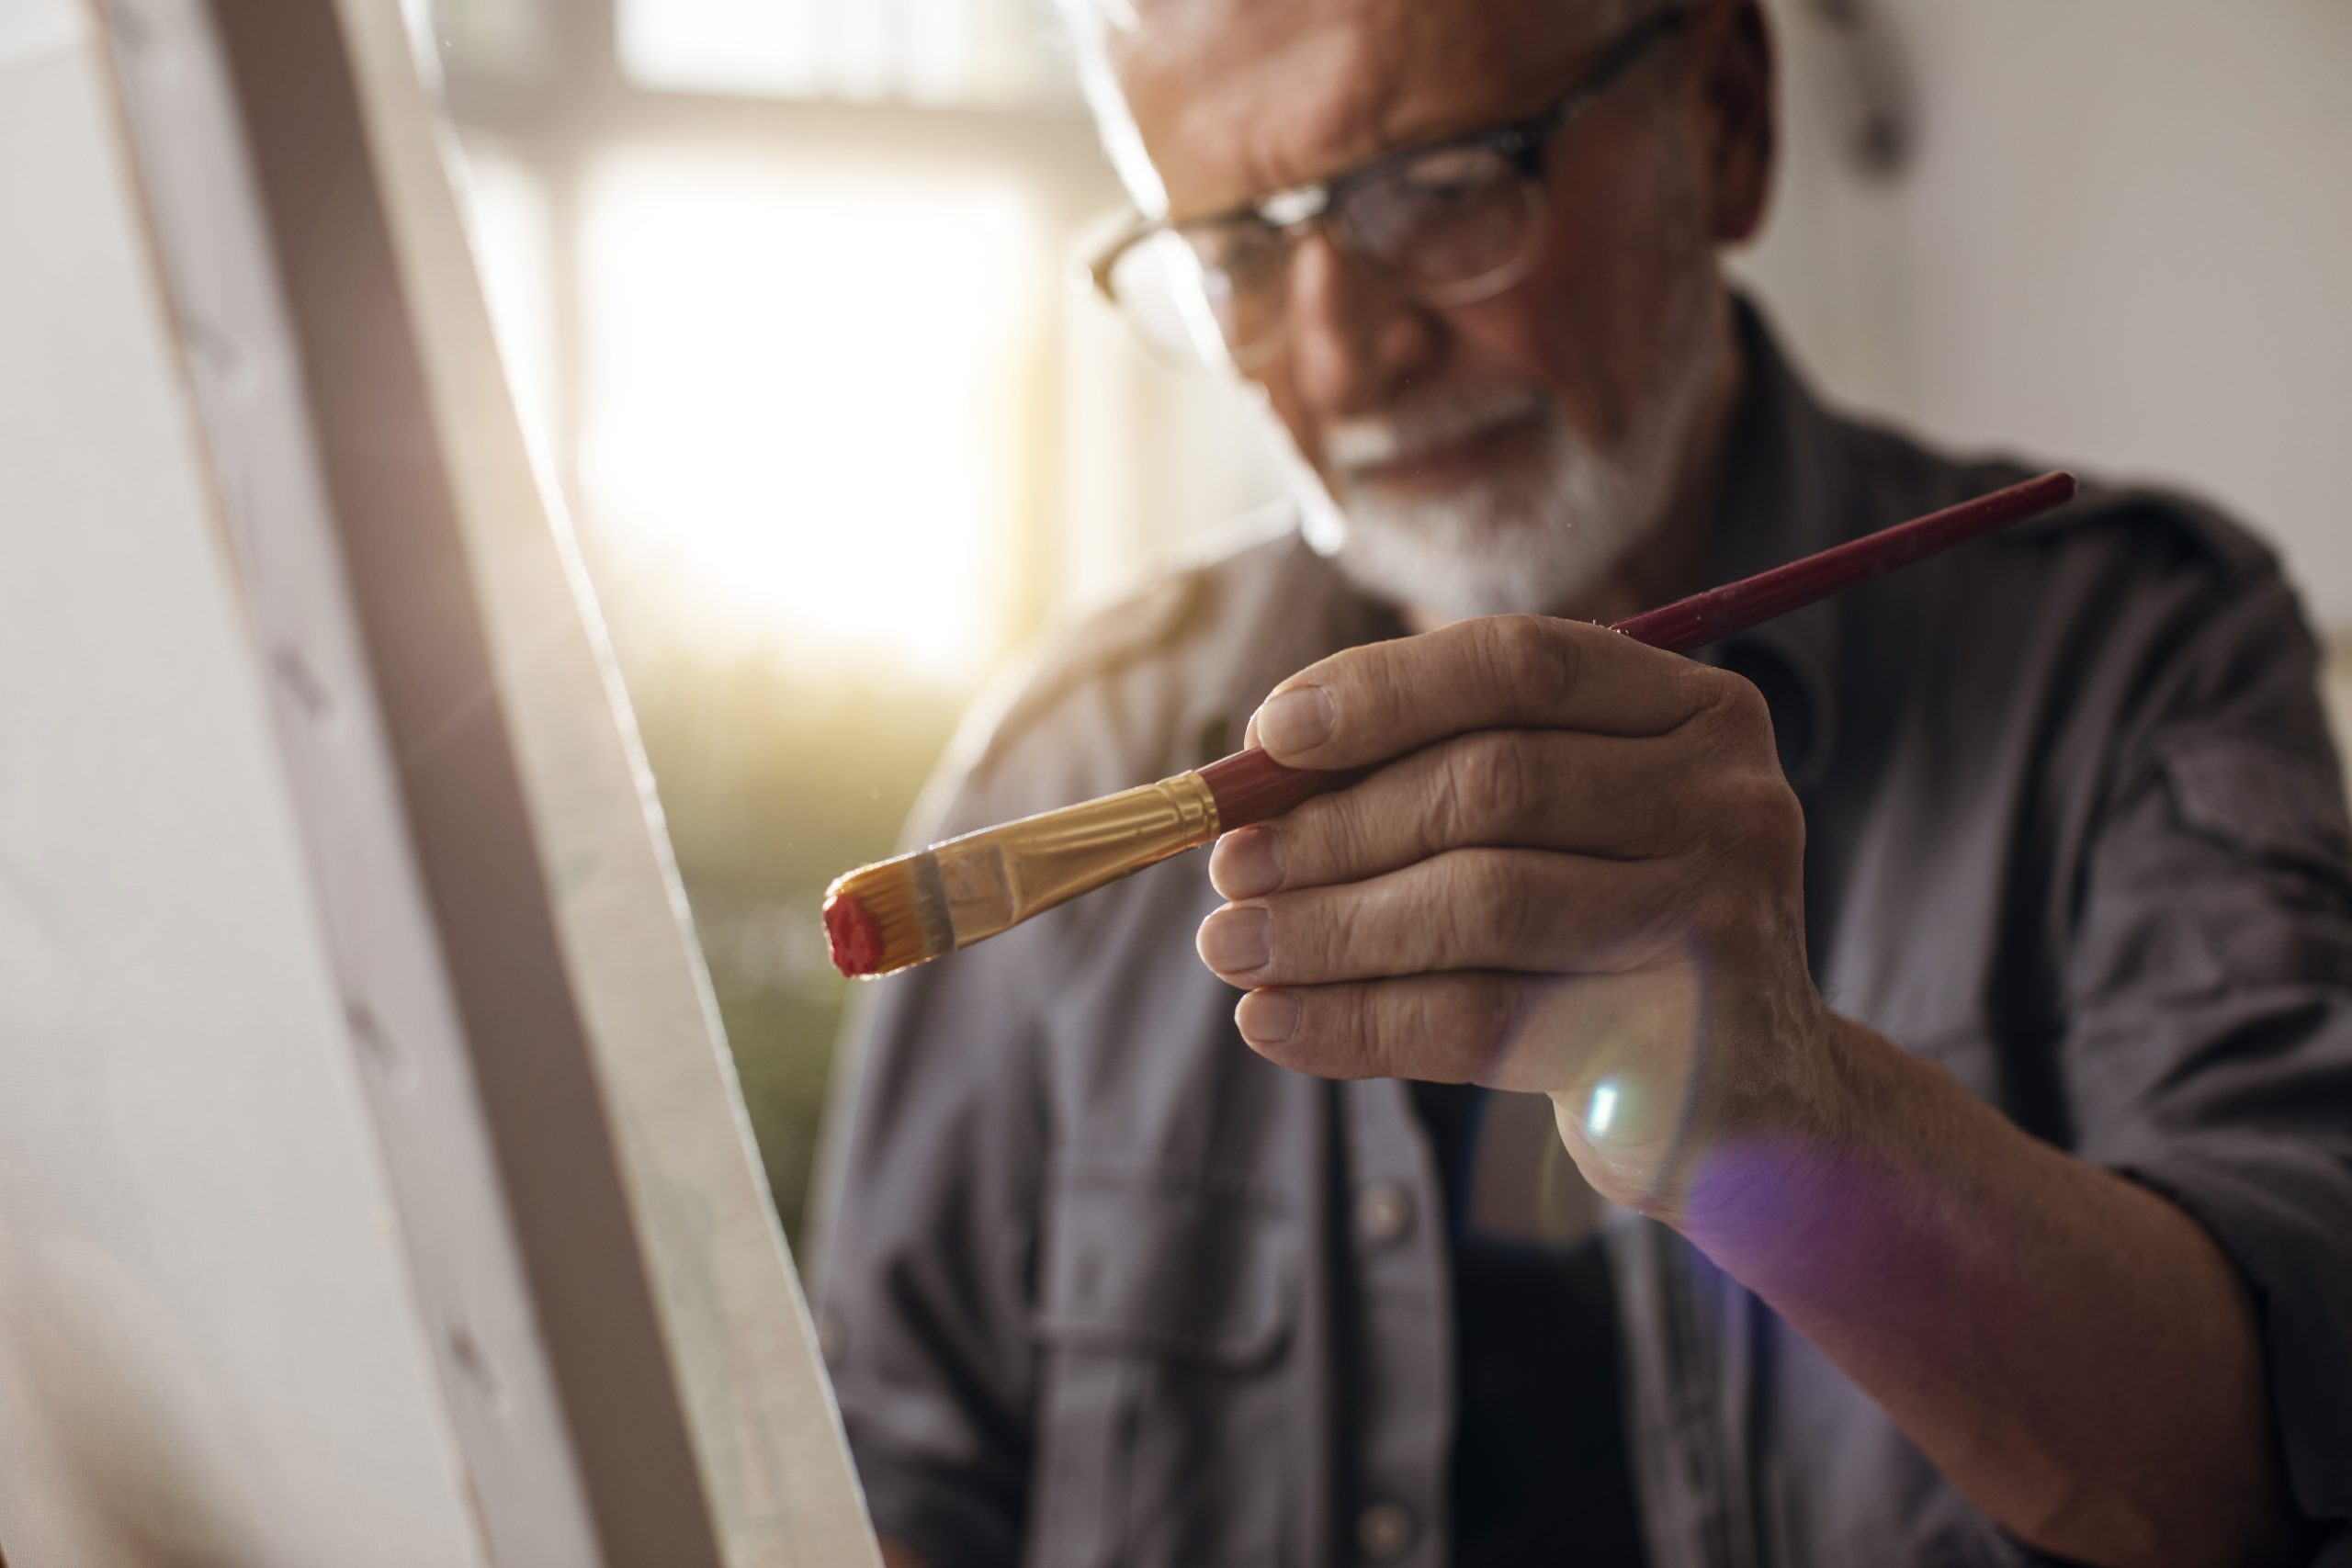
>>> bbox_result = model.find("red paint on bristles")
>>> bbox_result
[824,890,885,978]
[1201,471,2079,834]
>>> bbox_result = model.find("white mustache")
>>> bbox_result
[1322,389,1553,473]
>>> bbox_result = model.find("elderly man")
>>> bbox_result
[814,1,2352,1563]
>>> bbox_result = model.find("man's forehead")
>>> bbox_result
[1112,0,1617,216]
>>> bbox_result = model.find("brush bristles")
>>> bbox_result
[825,852,954,978]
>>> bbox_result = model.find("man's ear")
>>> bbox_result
[1698,0,1777,245]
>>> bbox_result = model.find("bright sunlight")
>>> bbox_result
[576,151,1045,679]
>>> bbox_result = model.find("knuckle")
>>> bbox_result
[1690,883,1767,950]
[1462,978,1523,1083]
[1315,892,1371,973]
[1429,760,1474,850]
[1321,982,1412,1082]
[1324,797,1377,877]
[1399,981,1449,1055]
[1288,795,1358,883]
[1766,777,1807,847]
[1393,976,1513,1083]
[1484,732,1551,831]
[1732,771,1804,849]
[1691,771,1802,867]
[1482,615,1580,709]
[1432,855,1492,957]
[1706,773,1763,837]
[1306,983,1355,1061]
[1438,732,1544,844]
[1668,656,1720,715]
[1453,851,1546,959]
[1703,671,1778,755]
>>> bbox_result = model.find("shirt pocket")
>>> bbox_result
[1025,1157,1299,1568]
[2100,727,2352,996]
[2157,729,2352,888]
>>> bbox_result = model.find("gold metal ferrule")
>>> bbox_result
[933,771,1221,948]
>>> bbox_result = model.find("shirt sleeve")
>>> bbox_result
[810,766,1057,1568]
[2056,558,2352,1546]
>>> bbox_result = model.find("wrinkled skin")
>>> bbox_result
[1198,614,1833,1222]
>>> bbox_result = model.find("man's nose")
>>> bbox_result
[1282,227,1442,414]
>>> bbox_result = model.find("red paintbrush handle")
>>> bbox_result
[1197,470,2079,834]
[1611,469,2079,654]
[1198,747,1348,831]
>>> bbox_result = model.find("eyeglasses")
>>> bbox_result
[1085,6,1693,373]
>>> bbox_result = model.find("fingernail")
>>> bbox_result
[1252,686,1335,757]
[1197,904,1272,976]
[1209,827,1286,900]
[1237,989,1300,1046]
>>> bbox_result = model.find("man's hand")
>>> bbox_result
[1196,614,1839,1219]
[1198,617,2313,1568]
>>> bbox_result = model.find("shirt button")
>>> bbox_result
[1354,1181,1414,1247]
[1356,1500,1415,1560]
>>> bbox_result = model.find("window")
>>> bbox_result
[423,0,1280,1242]
[616,0,1080,107]
[576,150,1043,677]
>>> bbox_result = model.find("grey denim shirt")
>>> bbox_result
[814,308,2352,1568]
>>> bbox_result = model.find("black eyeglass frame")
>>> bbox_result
[1085,5,1696,333]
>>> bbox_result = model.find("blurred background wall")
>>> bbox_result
[401,0,2352,1244]
[1747,3,2352,620]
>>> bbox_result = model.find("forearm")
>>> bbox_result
[1679,1013,2309,1568]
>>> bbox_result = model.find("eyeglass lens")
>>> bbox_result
[1125,141,1545,369]
[1338,145,1538,288]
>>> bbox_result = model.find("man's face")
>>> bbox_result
[1112,0,1767,619]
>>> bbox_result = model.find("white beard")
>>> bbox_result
[1272,266,1723,626]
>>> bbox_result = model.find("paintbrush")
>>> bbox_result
[825,469,2079,978]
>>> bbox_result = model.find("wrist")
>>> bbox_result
[1668,1011,1922,1269]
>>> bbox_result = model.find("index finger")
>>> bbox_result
[1246,615,1716,770]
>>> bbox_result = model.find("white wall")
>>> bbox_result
[1744,0,2352,626]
